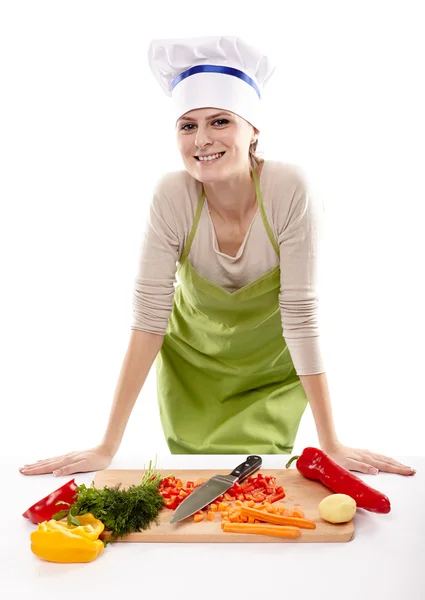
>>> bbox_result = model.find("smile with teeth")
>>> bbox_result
[195,152,225,162]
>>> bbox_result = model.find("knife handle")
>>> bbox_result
[229,455,262,481]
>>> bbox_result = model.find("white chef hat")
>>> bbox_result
[148,36,275,131]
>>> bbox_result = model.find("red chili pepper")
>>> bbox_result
[286,447,391,514]
[22,478,78,524]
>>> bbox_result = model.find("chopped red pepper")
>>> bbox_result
[268,491,285,503]
[159,472,287,510]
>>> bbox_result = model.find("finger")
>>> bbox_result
[353,451,415,474]
[20,456,76,475]
[367,452,412,469]
[23,453,76,467]
[366,458,415,476]
[54,460,91,477]
[343,459,379,474]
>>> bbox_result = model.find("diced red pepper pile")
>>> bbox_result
[158,477,197,511]
[158,473,285,511]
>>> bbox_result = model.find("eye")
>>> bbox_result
[180,123,196,131]
[212,119,229,127]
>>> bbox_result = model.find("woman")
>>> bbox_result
[20,36,414,477]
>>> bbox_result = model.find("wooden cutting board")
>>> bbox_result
[93,468,355,543]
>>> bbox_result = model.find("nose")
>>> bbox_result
[195,125,213,149]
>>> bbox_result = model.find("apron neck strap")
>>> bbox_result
[252,168,280,257]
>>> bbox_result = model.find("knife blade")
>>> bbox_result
[169,455,262,524]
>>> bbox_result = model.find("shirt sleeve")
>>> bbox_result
[276,166,325,375]
[131,173,184,335]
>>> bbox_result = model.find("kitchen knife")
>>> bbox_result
[169,455,262,524]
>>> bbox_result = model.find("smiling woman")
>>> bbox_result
[176,109,258,185]
[20,35,415,478]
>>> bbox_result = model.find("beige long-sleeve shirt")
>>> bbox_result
[131,160,325,376]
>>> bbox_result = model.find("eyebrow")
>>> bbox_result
[178,112,232,123]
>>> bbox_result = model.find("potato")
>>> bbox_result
[318,494,356,523]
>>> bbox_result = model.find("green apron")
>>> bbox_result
[155,169,308,454]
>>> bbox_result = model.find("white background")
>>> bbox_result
[1,0,424,467]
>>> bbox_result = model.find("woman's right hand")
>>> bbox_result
[19,445,113,477]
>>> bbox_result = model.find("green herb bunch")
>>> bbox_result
[53,460,164,545]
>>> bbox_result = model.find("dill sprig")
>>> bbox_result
[52,457,165,545]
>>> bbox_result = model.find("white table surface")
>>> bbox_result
[4,453,425,600]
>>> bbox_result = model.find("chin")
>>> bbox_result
[185,158,234,184]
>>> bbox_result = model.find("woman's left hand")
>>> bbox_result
[323,442,416,476]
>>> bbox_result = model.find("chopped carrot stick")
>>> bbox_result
[194,513,204,523]
[222,523,300,539]
[293,507,305,518]
[210,504,218,512]
[240,506,316,529]
[206,511,215,521]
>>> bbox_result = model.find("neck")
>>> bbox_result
[203,163,261,222]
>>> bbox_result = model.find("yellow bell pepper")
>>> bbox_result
[30,513,105,563]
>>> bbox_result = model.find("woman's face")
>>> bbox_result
[176,108,257,183]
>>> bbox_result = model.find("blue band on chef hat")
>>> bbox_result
[170,64,261,99]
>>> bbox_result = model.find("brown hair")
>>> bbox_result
[249,138,261,170]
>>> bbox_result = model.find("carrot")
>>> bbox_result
[194,513,204,523]
[206,511,215,521]
[223,523,300,539]
[210,504,218,512]
[293,506,305,518]
[240,506,316,530]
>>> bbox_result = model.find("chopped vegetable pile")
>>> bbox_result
[159,472,317,538]
[158,472,285,512]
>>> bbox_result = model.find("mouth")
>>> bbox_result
[194,151,225,164]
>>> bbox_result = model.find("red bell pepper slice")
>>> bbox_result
[268,491,286,503]
[251,492,266,502]
[241,483,255,493]
[22,478,78,524]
